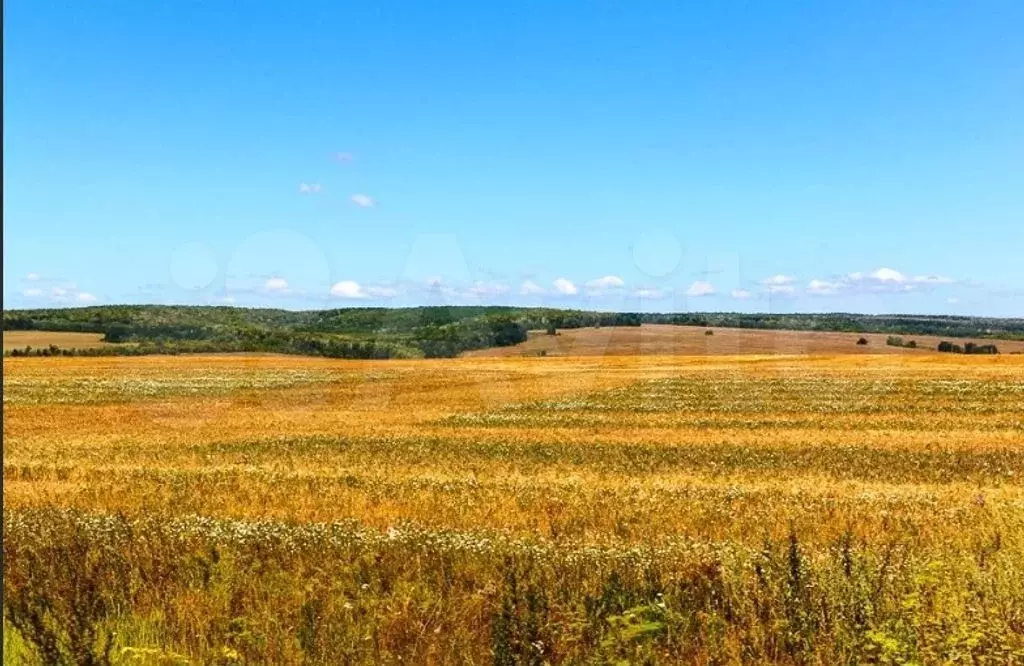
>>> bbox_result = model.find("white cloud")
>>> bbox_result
[264,277,289,292]
[350,194,375,208]
[520,280,545,295]
[634,287,664,299]
[947,297,959,304]
[807,279,842,296]
[467,281,510,298]
[298,183,322,194]
[366,285,398,298]
[333,152,354,163]
[759,275,797,295]
[330,280,366,299]
[553,278,578,295]
[844,268,923,294]
[803,267,956,297]
[731,288,752,300]
[26,272,40,281]
[330,280,397,299]
[25,280,98,305]
[760,274,795,287]
[868,267,906,283]
[585,275,625,290]
[685,281,716,297]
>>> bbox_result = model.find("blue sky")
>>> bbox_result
[4,2,1023,315]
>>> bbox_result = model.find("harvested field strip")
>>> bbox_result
[5,464,1022,545]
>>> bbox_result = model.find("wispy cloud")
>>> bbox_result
[298,183,322,194]
[634,287,664,299]
[350,194,375,208]
[685,281,716,297]
[911,274,954,285]
[19,274,99,305]
[332,152,354,164]
[519,280,545,295]
[553,278,578,296]
[731,288,752,300]
[467,281,510,298]
[759,274,796,295]
[806,279,842,296]
[761,274,795,287]
[585,275,625,290]
[806,268,956,297]
[264,277,289,293]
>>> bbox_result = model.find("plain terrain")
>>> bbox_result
[4,351,1024,663]
[465,323,1024,357]
[2,330,113,351]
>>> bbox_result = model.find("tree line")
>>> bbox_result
[5,306,1021,359]
[937,340,999,354]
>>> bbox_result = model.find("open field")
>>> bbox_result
[464,323,1024,357]
[4,353,1024,663]
[2,330,113,351]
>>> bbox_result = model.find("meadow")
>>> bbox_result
[2,331,113,352]
[465,324,1024,357]
[3,351,1024,664]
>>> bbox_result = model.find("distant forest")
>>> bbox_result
[4,305,1023,359]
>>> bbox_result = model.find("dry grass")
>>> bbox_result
[4,352,1024,663]
[464,323,1024,357]
[2,330,112,351]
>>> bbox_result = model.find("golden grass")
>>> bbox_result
[4,352,1024,663]
[5,353,1023,541]
[2,330,112,351]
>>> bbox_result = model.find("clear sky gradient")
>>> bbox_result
[4,2,1023,315]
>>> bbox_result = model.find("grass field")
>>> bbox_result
[464,323,1024,357]
[4,352,1024,664]
[2,330,113,351]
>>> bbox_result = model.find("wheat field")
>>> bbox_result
[465,324,1024,357]
[3,352,1024,664]
[2,331,113,352]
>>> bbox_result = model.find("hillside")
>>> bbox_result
[465,324,1024,357]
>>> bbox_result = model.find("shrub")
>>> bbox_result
[102,323,132,343]
[856,338,868,346]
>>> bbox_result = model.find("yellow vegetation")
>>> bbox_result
[3,353,1024,663]
[2,330,112,351]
